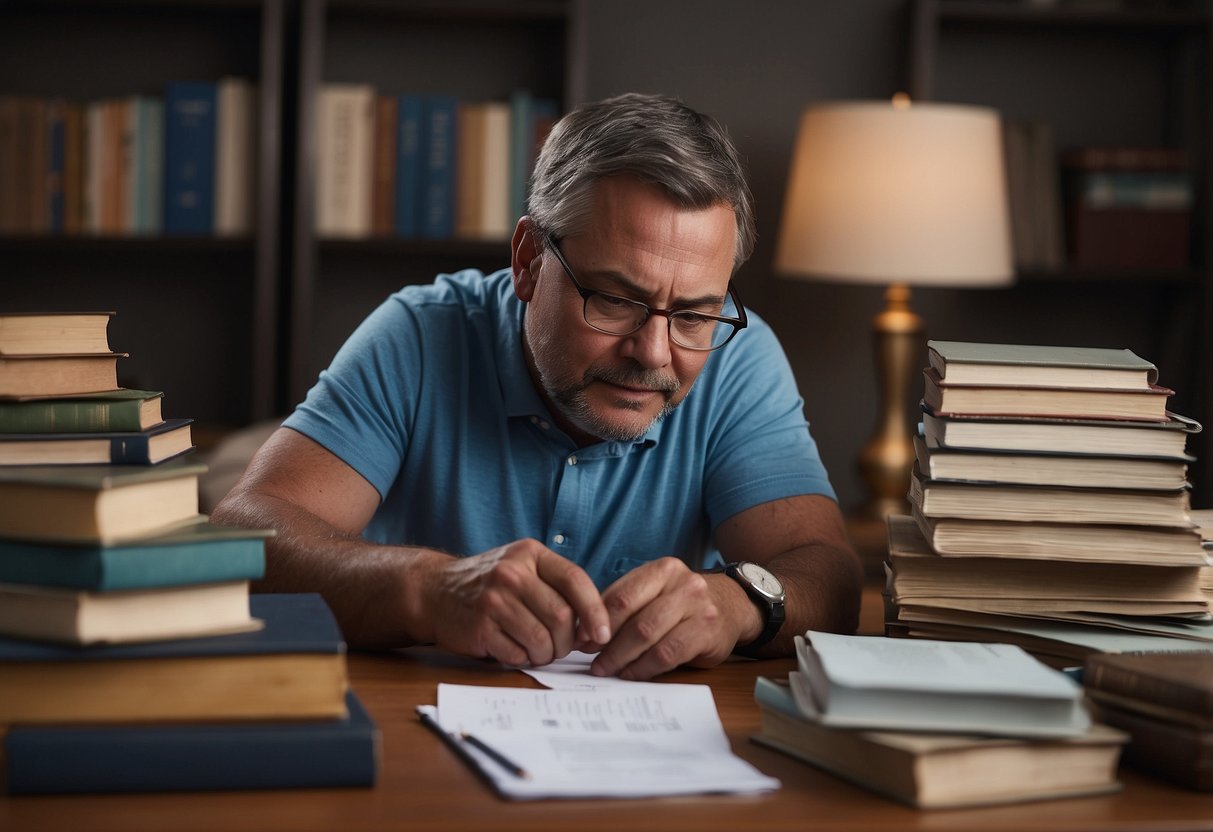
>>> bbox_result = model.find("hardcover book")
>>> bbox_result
[927,340,1158,390]
[0,417,193,465]
[753,676,1124,809]
[1083,652,1213,725]
[394,93,423,238]
[420,95,458,239]
[0,352,126,398]
[0,460,205,543]
[0,520,269,590]
[0,388,164,433]
[1092,703,1213,792]
[164,80,217,235]
[4,691,379,794]
[923,368,1171,422]
[921,408,1200,457]
[0,311,113,355]
[0,592,348,724]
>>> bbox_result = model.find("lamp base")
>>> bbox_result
[854,283,925,525]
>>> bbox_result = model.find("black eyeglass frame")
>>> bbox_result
[544,235,748,352]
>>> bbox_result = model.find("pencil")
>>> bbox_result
[459,731,532,780]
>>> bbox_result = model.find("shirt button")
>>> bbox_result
[553,534,566,545]
[567,455,577,466]
[530,416,538,424]
[539,420,550,430]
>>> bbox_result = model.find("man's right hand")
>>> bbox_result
[412,539,611,668]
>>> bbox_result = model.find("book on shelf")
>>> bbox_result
[420,94,458,239]
[0,580,259,646]
[0,352,126,398]
[0,311,114,355]
[910,506,1207,563]
[0,417,193,465]
[46,98,66,231]
[926,340,1158,390]
[4,690,379,794]
[370,93,397,237]
[889,517,1206,611]
[0,592,348,725]
[752,676,1124,809]
[921,407,1200,457]
[394,93,423,238]
[62,99,85,234]
[790,631,1089,737]
[163,80,217,235]
[130,95,165,235]
[923,367,1172,421]
[214,76,256,236]
[0,460,204,544]
[316,83,375,238]
[912,433,1190,491]
[455,100,511,240]
[0,388,164,433]
[909,466,1192,527]
[0,520,269,591]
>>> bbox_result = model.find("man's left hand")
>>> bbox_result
[584,557,754,681]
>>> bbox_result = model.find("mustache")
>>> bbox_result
[588,364,681,395]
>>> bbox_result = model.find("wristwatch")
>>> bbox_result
[719,561,786,657]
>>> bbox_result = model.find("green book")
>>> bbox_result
[0,520,270,590]
[0,389,164,433]
[927,341,1158,390]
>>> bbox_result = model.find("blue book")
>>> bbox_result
[47,101,66,232]
[394,93,424,238]
[163,81,216,235]
[4,691,378,794]
[0,417,194,465]
[0,593,348,725]
[0,520,268,590]
[420,95,458,239]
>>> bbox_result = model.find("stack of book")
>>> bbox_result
[887,340,1213,667]
[752,631,1126,809]
[0,311,378,793]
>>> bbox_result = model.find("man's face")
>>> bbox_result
[516,177,738,445]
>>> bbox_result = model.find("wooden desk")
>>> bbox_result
[4,588,1213,832]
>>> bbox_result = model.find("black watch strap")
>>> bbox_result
[722,562,786,658]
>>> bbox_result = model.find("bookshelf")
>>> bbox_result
[286,0,585,407]
[0,0,285,428]
[908,0,1213,502]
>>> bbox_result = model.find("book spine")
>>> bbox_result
[4,696,377,794]
[63,101,84,234]
[163,81,217,235]
[394,94,423,238]
[370,94,397,236]
[214,77,255,236]
[420,95,457,239]
[46,99,66,232]
[1086,662,1213,718]
[0,399,145,433]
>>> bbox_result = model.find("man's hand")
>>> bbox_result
[585,557,754,681]
[418,538,612,668]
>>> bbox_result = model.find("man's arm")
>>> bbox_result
[588,493,862,680]
[210,427,611,665]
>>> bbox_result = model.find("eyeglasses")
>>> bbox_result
[545,236,748,352]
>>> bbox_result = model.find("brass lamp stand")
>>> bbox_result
[856,283,925,520]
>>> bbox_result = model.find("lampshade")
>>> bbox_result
[774,99,1014,286]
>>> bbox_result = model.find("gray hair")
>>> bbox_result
[527,93,756,273]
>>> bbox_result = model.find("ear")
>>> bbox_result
[510,216,542,302]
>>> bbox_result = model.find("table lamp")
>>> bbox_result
[774,95,1014,520]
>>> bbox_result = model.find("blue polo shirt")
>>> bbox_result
[284,269,835,588]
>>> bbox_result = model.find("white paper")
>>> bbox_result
[519,650,640,691]
[430,682,780,799]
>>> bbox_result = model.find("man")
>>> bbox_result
[212,93,861,681]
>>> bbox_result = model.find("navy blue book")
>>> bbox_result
[420,95,458,239]
[0,417,194,465]
[4,691,378,794]
[394,93,423,238]
[163,81,217,235]
[0,593,348,725]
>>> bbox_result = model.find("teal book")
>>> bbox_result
[394,93,423,237]
[0,520,269,590]
[0,389,164,433]
[0,417,193,465]
[4,691,379,794]
[420,95,458,239]
[0,593,349,725]
[927,340,1159,389]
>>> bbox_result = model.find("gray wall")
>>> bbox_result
[581,0,1199,512]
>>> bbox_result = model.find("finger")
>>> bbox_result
[591,589,685,678]
[483,627,533,669]
[535,550,611,646]
[612,618,715,681]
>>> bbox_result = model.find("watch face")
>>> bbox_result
[739,562,784,601]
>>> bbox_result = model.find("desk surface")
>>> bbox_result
[4,588,1213,832]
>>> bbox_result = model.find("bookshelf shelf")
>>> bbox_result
[934,0,1210,30]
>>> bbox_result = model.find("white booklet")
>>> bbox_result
[419,681,779,800]
[793,631,1090,738]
